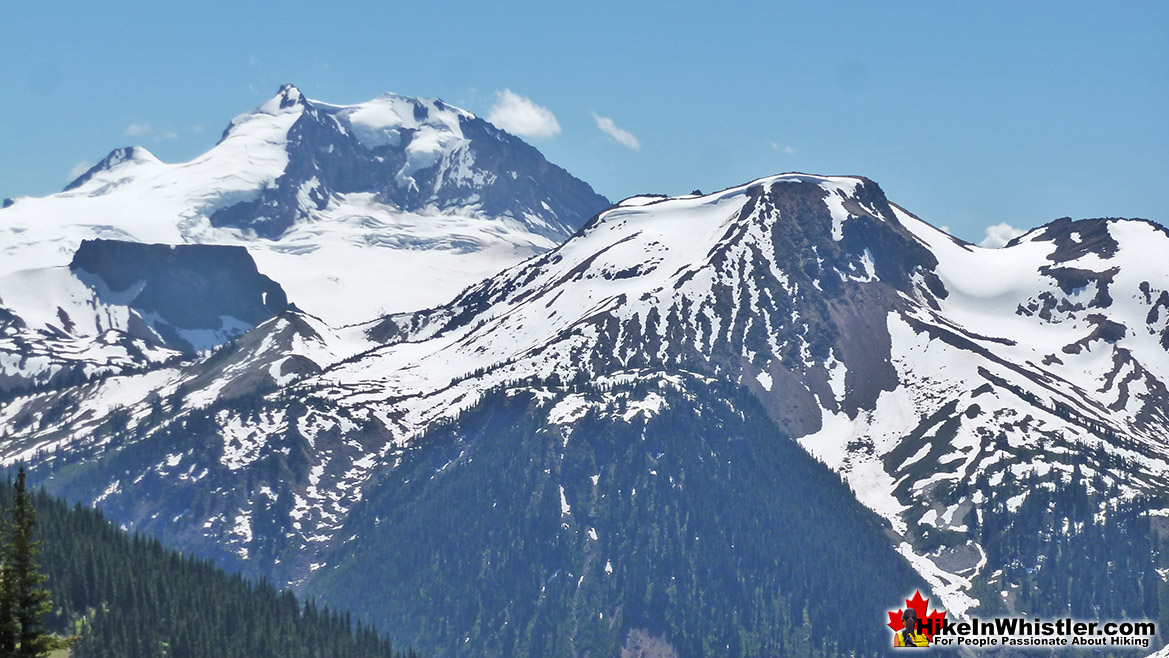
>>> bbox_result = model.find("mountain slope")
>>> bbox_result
[19,483,414,658]
[2,173,1165,654]
[309,381,929,657]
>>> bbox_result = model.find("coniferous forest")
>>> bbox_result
[0,475,414,658]
[312,382,933,657]
[968,465,1167,658]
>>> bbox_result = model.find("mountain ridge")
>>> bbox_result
[0,166,1165,655]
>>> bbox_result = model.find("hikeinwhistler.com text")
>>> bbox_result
[921,616,1156,649]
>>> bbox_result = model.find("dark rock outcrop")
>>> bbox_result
[71,239,289,351]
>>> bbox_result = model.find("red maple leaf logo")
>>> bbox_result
[887,590,947,641]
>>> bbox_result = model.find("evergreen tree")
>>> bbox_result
[0,500,15,657]
[4,467,52,658]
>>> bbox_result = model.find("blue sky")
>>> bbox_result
[2,1,1166,243]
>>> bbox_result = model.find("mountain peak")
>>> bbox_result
[260,83,309,114]
[63,146,162,192]
[205,85,606,241]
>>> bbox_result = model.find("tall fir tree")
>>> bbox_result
[0,497,15,657]
[4,467,52,658]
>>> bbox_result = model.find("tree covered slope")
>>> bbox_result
[12,483,414,658]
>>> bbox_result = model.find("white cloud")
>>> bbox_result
[769,141,796,155]
[162,131,179,141]
[979,222,1026,248]
[124,122,152,137]
[592,113,640,150]
[487,90,561,138]
[67,160,94,180]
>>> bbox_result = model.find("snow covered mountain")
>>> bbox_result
[1,173,1165,655]
[0,85,608,394]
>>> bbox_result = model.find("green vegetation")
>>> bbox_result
[312,379,930,657]
[0,467,54,657]
[969,465,1165,656]
[0,475,414,658]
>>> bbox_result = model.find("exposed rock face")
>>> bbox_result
[71,239,289,335]
[0,239,292,396]
[206,84,609,240]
